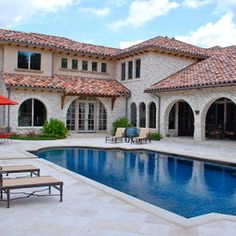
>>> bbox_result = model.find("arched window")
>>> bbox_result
[149,102,156,128]
[130,103,137,127]
[66,101,76,131]
[18,99,46,127]
[139,102,146,127]
[98,102,107,130]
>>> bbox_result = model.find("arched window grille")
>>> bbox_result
[139,102,146,127]
[18,98,46,127]
[130,103,137,127]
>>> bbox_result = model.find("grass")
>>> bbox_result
[10,135,59,140]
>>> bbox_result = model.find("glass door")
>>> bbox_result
[78,101,95,132]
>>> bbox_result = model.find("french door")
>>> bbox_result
[78,101,95,132]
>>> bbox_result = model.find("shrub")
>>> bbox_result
[149,132,161,141]
[42,118,68,139]
[112,117,132,135]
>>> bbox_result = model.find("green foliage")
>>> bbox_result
[112,117,132,135]
[149,132,161,141]
[10,135,58,140]
[42,118,68,139]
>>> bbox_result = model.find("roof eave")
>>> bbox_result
[115,45,208,60]
[0,39,115,58]
[145,81,236,93]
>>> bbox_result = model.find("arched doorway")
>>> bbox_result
[205,98,236,140]
[130,103,137,127]
[168,100,194,137]
[66,97,107,132]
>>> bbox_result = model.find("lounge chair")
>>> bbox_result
[133,128,151,144]
[105,127,126,143]
[0,176,63,208]
[0,165,40,177]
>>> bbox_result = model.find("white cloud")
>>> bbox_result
[0,0,78,27]
[183,0,211,9]
[106,0,126,7]
[120,40,144,49]
[79,7,111,16]
[176,12,236,47]
[216,0,236,12]
[109,0,179,30]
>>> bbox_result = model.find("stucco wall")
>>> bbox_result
[0,46,7,126]
[53,52,116,79]
[0,46,3,72]
[3,45,53,76]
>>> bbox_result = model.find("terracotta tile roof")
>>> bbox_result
[0,29,120,57]
[145,46,236,93]
[3,73,130,97]
[116,36,208,59]
[0,29,208,58]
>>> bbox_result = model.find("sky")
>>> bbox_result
[0,0,236,49]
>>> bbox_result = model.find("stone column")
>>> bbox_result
[175,102,179,136]
[146,104,149,128]
[137,105,140,128]
[194,112,205,141]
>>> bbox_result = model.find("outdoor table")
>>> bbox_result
[125,128,138,143]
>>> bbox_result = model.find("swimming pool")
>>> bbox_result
[36,147,236,218]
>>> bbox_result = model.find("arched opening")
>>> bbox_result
[149,102,156,128]
[139,102,146,127]
[98,102,107,131]
[66,97,107,132]
[168,100,194,137]
[66,101,76,131]
[205,98,236,140]
[18,98,47,127]
[130,103,137,127]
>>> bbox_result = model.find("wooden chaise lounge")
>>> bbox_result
[134,128,151,144]
[105,127,126,143]
[0,165,40,177]
[0,176,63,208]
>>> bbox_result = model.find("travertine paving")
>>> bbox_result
[0,136,236,236]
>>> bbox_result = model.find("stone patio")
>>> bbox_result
[0,136,236,235]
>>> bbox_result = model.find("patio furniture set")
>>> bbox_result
[105,127,151,144]
[0,164,63,208]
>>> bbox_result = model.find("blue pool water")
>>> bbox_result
[36,148,236,218]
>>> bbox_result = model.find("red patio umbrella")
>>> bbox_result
[0,95,18,105]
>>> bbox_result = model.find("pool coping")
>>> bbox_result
[29,145,236,228]
[31,145,236,168]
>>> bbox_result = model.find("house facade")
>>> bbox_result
[0,29,235,141]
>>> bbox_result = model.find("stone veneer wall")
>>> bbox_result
[8,89,126,134]
[158,86,236,141]
[116,52,197,131]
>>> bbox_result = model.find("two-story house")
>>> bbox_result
[0,29,235,141]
